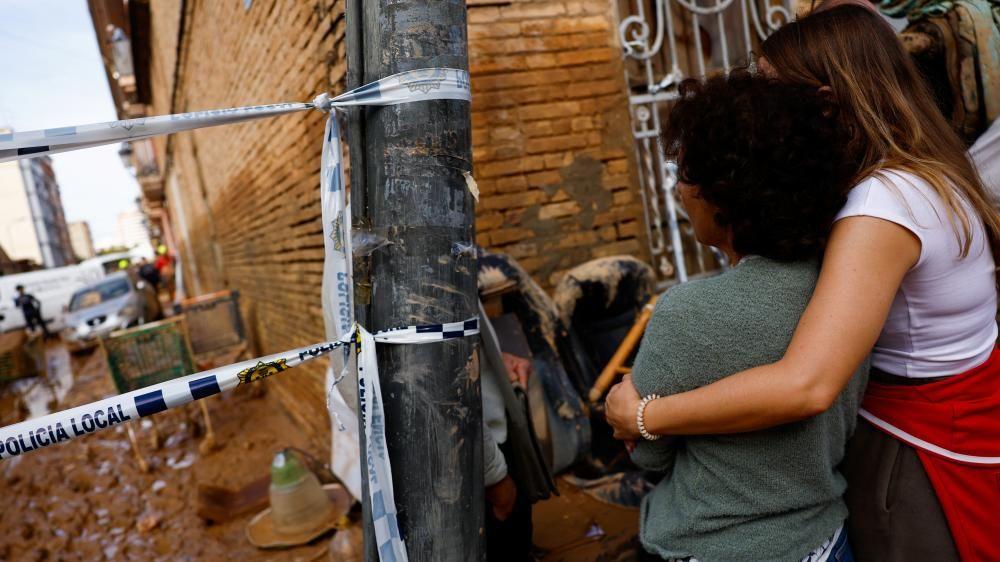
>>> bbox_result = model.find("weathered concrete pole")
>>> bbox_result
[345,1,482,560]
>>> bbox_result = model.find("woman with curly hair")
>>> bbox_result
[607,5,1000,561]
[629,71,862,561]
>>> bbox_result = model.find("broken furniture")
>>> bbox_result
[479,249,591,474]
[553,255,656,396]
[178,290,249,370]
[101,316,216,470]
[588,295,658,404]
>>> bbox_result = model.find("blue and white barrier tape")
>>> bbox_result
[0,318,477,461]
[0,67,473,562]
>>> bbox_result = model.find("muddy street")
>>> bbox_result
[0,342,336,561]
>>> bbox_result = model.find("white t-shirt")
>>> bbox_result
[835,170,998,377]
[970,118,1000,203]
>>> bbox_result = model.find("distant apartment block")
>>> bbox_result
[116,207,151,251]
[0,151,75,269]
[69,220,97,260]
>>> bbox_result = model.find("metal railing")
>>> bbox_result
[616,0,794,281]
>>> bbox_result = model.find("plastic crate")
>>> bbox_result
[179,290,247,359]
[102,316,196,393]
[0,332,45,382]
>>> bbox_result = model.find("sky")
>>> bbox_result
[0,0,140,246]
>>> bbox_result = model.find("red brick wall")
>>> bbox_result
[143,0,642,448]
[147,0,347,447]
[469,0,646,287]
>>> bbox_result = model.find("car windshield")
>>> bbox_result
[69,278,131,311]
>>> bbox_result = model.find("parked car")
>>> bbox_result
[0,249,150,334]
[61,272,163,351]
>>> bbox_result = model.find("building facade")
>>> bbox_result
[116,208,152,252]
[88,0,647,449]
[0,155,75,269]
[68,221,97,261]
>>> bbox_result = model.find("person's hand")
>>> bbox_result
[485,475,518,521]
[605,374,643,441]
[501,352,532,388]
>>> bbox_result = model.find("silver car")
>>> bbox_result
[61,272,162,350]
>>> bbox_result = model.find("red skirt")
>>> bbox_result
[861,346,1000,562]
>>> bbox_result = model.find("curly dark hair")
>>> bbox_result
[663,70,856,262]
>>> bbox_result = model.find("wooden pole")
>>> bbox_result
[345,1,482,560]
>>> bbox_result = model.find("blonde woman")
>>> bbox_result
[606,6,1000,561]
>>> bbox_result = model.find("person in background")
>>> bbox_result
[154,244,173,274]
[14,285,50,339]
[483,348,535,561]
[478,295,557,561]
[154,245,176,301]
[137,258,161,292]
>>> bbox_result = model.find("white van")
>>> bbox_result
[0,250,145,333]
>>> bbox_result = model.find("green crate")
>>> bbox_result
[102,316,196,393]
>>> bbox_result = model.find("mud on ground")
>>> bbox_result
[0,343,334,561]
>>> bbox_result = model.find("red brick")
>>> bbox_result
[499,3,566,20]
[478,212,504,231]
[617,221,640,239]
[526,170,562,187]
[480,190,548,211]
[556,48,614,67]
[497,175,529,193]
[467,6,501,24]
[525,133,589,154]
[591,239,642,258]
[521,15,609,36]
[557,231,599,248]
[468,22,521,39]
[563,1,611,16]
[539,201,582,219]
[519,101,581,121]
[489,227,535,245]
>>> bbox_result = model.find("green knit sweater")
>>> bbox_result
[630,256,867,562]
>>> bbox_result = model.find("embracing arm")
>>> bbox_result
[605,216,920,438]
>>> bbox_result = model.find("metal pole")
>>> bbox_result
[345,1,482,560]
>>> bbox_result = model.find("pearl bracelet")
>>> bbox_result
[637,394,661,441]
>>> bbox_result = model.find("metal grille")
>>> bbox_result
[615,0,795,282]
[102,316,195,393]
[178,290,246,359]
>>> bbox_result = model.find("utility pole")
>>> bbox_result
[345,1,482,561]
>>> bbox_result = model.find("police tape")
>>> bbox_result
[0,317,477,561]
[0,66,473,562]
[0,338,347,460]
[0,317,478,461]
[0,67,471,163]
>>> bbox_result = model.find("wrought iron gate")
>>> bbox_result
[615,0,796,282]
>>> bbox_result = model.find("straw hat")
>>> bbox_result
[246,449,352,548]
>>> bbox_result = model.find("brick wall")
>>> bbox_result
[146,0,347,447]
[469,0,646,287]
[143,0,642,449]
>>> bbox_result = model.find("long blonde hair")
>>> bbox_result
[761,6,1000,260]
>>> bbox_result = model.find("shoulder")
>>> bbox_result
[652,259,817,323]
[836,170,950,235]
[651,273,725,319]
[842,170,937,209]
